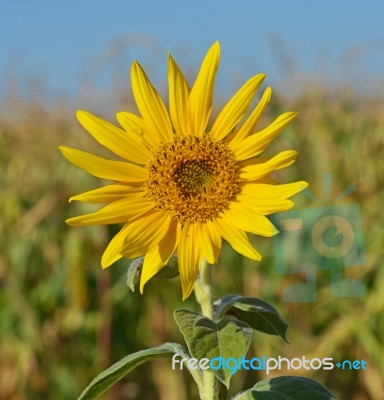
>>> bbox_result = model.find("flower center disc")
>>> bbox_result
[147,135,240,223]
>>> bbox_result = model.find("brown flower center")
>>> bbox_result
[146,135,240,223]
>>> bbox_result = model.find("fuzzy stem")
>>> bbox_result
[193,258,217,400]
[194,258,213,318]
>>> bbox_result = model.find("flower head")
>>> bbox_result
[60,42,308,299]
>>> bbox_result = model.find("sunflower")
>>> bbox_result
[60,42,308,299]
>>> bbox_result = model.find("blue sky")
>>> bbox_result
[1,1,383,102]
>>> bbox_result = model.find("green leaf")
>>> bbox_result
[214,295,288,342]
[126,257,143,292]
[77,342,186,400]
[153,255,180,279]
[174,309,252,388]
[232,391,254,400]
[235,376,337,400]
[126,256,179,292]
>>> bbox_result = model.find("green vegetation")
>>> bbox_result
[1,85,383,399]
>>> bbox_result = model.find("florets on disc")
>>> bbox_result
[147,135,240,223]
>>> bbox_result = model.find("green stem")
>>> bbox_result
[194,258,213,319]
[193,258,217,400]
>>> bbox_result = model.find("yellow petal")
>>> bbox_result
[229,112,298,160]
[238,194,294,215]
[178,223,203,300]
[66,195,154,226]
[140,219,180,292]
[225,202,278,237]
[131,61,173,142]
[101,224,129,268]
[210,74,265,141]
[188,42,220,136]
[76,110,152,164]
[229,87,272,145]
[69,185,145,204]
[239,150,298,181]
[238,181,309,215]
[116,111,158,148]
[168,54,190,135]
[200,220,222,264]
[241,181,309,199]
[59,146,147,183]
[214,217,261,261]
[121,211,172,258]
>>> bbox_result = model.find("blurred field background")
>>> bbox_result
[1,39,384,400]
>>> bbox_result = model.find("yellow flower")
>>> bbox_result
[60,42,308,299]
